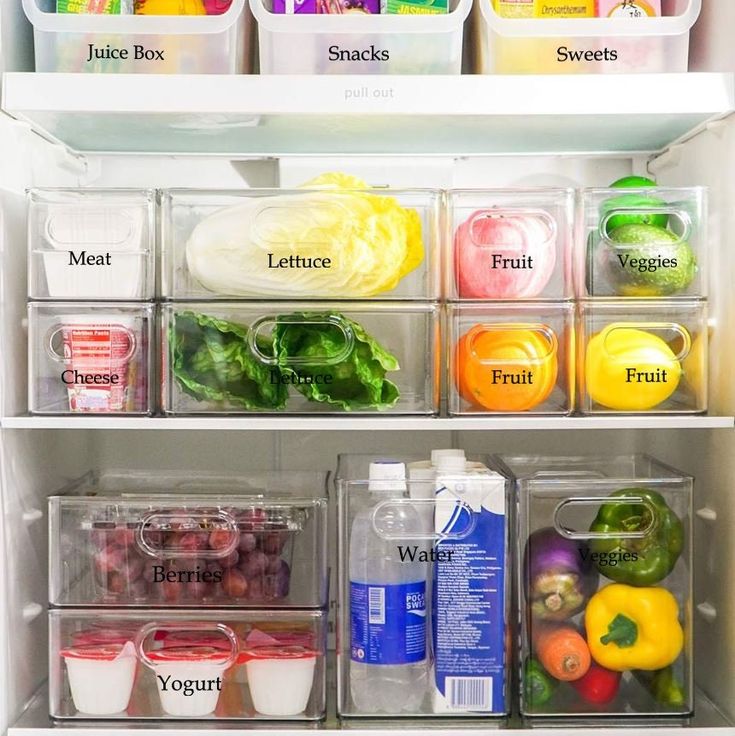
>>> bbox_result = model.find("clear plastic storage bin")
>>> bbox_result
[49,473,328,608]
[161,188,441,300]
[446,189,574,300]
[28,302,154,415]
[22,0,250,73]
[250,0,471,74]
[579,186,707,298]
[50,609,327,719]
[448,301,574,415]
[162,302,440,415]
[336,453,509,716]
[577,298,707,415]
[498,454,692,718]
[28,189,156,300]
[476,0,701,75]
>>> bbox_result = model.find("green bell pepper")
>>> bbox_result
[588,488,683,586]
[524,657,557,708]
[633,666,687,708]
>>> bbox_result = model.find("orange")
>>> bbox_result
[455,325,558,412]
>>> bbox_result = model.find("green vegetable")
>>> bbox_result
[633,666,687,708]
[170,312,288,410]
[610,176,658,189]
[274,313,400,411]
[588,489,684,586]
[524,658,556,708]
[600,614,638,648]
[601,193,669,234]
[170,310,401,412]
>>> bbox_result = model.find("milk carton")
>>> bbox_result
[431,456,507,714]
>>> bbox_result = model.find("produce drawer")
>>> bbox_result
[579,185,707,298]
[28,189,156,301]
[498,453,692,718]
[577,298,707,415]
[161,185,441,300]
[49,475,328,608]
[476,0,702,75]
[22,0,251,73]
[447,301,575,415]
[50,609,327,720]
[28,302,155,416]
[446,189,574,300]
[250,0,471,74]
[162,302,440,415]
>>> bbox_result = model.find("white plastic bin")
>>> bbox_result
[476,0,701,74]
[251,0,471,74]
[22,0,251,73]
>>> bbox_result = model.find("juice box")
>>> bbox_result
[597,0,661,16]
[534,0,595,16]
[492,0,533,17]
[57,0,126,11]
[272,0,380,12]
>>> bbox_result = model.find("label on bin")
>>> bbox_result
[350,580,426,665]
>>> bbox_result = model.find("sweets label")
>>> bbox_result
[557,46,619,63]
[329,45,390,62]
[156,675,223,696]
[68,250,111,266]
[86,44,165,62]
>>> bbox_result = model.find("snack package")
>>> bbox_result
[272,0,379,13]
[534,0,594,16]
[492,0,533,17]
[597,0,661,16]
[57,0,131,11]
[382,0,447,13]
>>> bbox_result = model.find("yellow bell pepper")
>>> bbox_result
[585,583,683,672]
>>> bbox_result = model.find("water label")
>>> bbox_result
[350,580,426,665]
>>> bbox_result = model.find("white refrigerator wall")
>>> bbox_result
[1,110,735,732]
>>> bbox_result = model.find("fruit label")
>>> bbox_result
[625,368,669,384]
[491,369,534,385]
[156,675,223,696]
[490,254,534,270]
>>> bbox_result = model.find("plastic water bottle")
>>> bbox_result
[349,461,428,714]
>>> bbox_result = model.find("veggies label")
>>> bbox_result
[350,581,426,665]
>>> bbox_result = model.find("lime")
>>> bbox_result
[610,175,658,189]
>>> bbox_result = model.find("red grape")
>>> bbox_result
[209,529,237,551]
[240,550,268,579]
[261,531,288,555]
[238,533,257,554]
[222,569,248,598]
[219,549,240,569]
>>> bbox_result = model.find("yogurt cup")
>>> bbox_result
[244,646,318,717]
[61,641,137,715]
[137,623,239,717]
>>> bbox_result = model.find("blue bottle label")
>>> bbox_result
[350,580,426,665]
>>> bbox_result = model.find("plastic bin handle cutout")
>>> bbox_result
[468,208,556,252]
[465,323,558,365]
[600,322,692,362]
[371,497,475,541]
[553,496,655,540]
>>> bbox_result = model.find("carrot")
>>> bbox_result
[533,624,591,682]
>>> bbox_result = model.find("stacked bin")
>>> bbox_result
[336,452,510,717]
[48,470,329,720]
[498,454,693,719]
[27,189,156,416]
[446,189,576,416]
[577,185,708,415]
[160,185,442,416]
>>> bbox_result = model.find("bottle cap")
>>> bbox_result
[435,455,467,473]
[431,449,466,465]
[368,461,406,493]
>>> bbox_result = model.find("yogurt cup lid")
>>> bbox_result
[72,628,136,647]
[146,646,231,664]
[158,632,232,651]
[240,645,318,662]
[61,642,135,661]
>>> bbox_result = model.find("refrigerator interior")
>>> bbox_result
[1,2,735,733]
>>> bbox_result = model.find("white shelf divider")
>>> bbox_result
[3,416,733,431]
[2,73,733,157]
